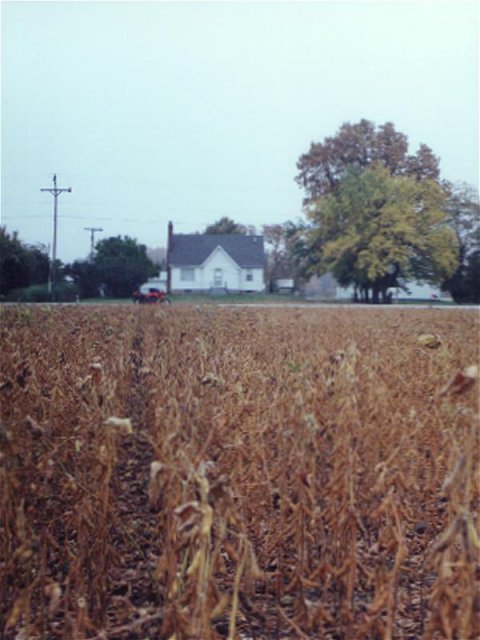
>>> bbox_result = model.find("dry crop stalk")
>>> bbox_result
[425,416,480,640]
[1,305,479,639]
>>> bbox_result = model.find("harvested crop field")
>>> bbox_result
[1,304,479,640]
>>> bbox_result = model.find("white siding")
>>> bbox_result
[203,247,242,290]
[239,267,264,292]
[171,266,202,291]
[335,282,449,301]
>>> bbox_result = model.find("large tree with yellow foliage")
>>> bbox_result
[303,164,458,303]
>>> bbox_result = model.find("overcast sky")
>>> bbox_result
[1,0,478,263]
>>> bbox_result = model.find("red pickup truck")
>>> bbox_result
[132,286,171,304]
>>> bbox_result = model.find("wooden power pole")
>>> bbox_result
[84,227,103,261]
[40,174,72,300]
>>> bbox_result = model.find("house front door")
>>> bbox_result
[214,268,223,287]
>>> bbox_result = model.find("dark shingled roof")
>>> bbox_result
[169,234,265,268]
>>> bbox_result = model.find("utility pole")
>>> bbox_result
[40,174,72,300]
[84,227,103,261]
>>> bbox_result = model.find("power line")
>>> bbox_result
[3,210,299,223]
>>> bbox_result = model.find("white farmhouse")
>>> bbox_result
[167,223,266,294]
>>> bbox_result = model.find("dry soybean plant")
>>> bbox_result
[0,304,479,639]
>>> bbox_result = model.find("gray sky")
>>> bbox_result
[1,0,478,264]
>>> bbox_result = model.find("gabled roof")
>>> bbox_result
[169,234,265,268]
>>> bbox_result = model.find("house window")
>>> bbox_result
[245,269,253,282]
[181,268,195,282]
[214,268,223,287]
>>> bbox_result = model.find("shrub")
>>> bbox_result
[4,282,78,303]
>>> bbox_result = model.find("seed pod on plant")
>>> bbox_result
[24,414,44,437]
[186,548,204,577]
[45,458,55,480]
[303,413,323,436]
[76,596,95,634]
[462,512,480,561]
[329,350,345,366]
[103,416,133,435]
[208,474,232,508]
[175,501,202,534]
[13,541,33,563]
[431,516,462,554]
[139,366,155,379]
[5,591,29,632]
[45,582,62,617]
[148,461,165,509]
[439,365,478,396]
[75,375,92,391]
[417,333,442,349]
[201,373,220,386]
[200,503,213,537]
[199,459,216,479]
[245,540,263,584]
[89,362,103,386]
[466,515,480,550]
[210,593,229,620]
[442,454,466,494]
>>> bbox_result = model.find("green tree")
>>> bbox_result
[0,227,30,294]
[94,236,156,297]
[65,260,102,299]
[301,165,458,303]
[463,251,480,303]
[441,183,480,303]
[0,228,50,295]
[25,244,50,285]
[296,119,440,205]
[205,217,247,234]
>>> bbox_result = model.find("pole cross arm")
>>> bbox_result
[40,188,72,195]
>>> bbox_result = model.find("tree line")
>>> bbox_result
[1,119,478,303]
[0,231,158,302]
